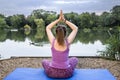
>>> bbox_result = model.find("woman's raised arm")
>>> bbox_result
[66,20,78,44]
[46,11,62,44]
[61,12,78,44]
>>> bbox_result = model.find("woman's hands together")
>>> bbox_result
[58,10,66,22]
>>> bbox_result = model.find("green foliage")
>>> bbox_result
[79,12,92,28]
[111,5,120,26]
[0,18,8,28]
[34,19,45,39]
[0,28,7,42]
[100,12,110,27]
[5,14,26,29]
[0,14,5,18]
[83,28,91,33]
[26,15,36,29]
[9,31,25,42]
[46,14,57,25]
[24,24,31,30]
[0,5,120,30]
[31,9,56,19]
[117,26,120,31]
[64,12,79,26]
[27,9,57,28]
[99,31,120,60]
[24,24,31,35]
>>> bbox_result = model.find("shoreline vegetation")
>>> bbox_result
[0,5,120,30]
[0,57,120,80]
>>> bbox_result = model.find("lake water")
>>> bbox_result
[0,38,105,59]
[0,29,110,60]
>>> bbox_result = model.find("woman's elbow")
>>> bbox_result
[75,27,78,32]
[46,26,49,31]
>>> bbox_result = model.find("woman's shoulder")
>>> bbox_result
[65,38,70,46]
[51,38,55,44]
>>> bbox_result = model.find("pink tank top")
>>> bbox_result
[50,39,70,69]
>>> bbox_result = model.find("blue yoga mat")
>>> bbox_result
[4,68,116,80]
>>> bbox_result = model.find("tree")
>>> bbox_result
[45,14,57,26]
[99,12,110,27]
[24,24,31,35]
[31,9,56,20]
[90,13,100,27]
[27,9,57,28]
[0,14,5,18]
[26,15,36,29]
[5,16,12,27]
[79,12,92,28]
[0,28,7,42]
[0,18,8,29]
[31,9,46,19]
[64,12,80,27]
[5,14,26,29]
[9,31,25,42]
[111,5,120,26]
[34,19,45,39]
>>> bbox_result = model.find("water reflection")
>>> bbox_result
[0,28,119,60]
[0,28,111,44]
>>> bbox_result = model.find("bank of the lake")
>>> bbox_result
[0,57,120,80]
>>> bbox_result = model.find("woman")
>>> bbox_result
[42,10,78,78]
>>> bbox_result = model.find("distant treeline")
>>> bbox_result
[0,5,120,29]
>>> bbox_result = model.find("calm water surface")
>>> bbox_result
[0,28,111,59]
[0,38,105,59]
